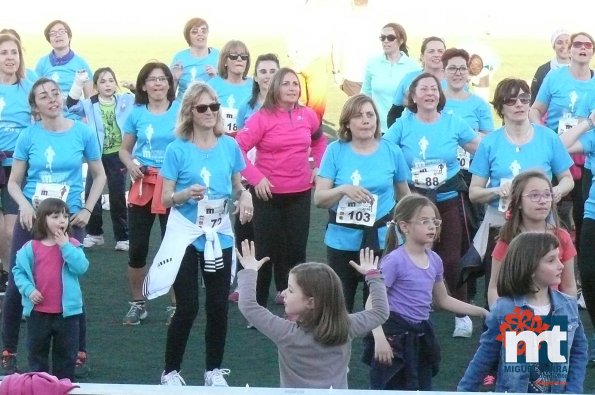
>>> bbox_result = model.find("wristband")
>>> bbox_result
[366,269,380,277]
[82,207,92,215]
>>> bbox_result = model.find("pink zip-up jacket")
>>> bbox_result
[236,106,327,194]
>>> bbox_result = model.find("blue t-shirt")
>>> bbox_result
[578,132,595,219]
[443,94,494,132]
[123,101,180,168]
[384,112,477,201]
[208,76,253,134]
[470,124,573,208]
[171,48,220,100]
[35,53,93,121]
[13,121,101,213]
[236,100,261,129]
[0,79,34,165]
[318,139,410,251]
[160,136,245,251]
[535,67,595,131]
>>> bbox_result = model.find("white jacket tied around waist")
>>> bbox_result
[143,207,233,300]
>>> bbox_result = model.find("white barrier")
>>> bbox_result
[69,383,518,395]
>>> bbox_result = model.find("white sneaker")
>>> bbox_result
[453,316,473,338]
[578,291,587,310]
[83,234,104,248]
[115,240,129,251]
[161,370,186,385]
[204,368,230,386]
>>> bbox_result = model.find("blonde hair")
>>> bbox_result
[176,82,226,139]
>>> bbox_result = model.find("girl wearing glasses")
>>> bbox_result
[118,62,180,327]
[236,68,326,311]
[171,18,219,100]
[387,36,446,127]
[152,82,250,386]
[487,170,576,307]
[34,20,93,121]
[314,94,410,313]
[361,22,419,133]
[384,72,481,338]
[208,40,253,135]
[364,194,487,390]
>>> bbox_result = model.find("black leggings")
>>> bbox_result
[578,218,595,327]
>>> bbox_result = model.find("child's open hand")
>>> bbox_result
[235,240,270,271]
[29,289,43,305]
[374,335,394,365]
[349,247,379,275]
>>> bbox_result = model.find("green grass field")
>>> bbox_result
[8,33,595,390]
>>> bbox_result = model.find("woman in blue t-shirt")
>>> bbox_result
[119,62,179,326]
[171,17,219,100]
[384,72,481,338]
[3,77,105,377]
[315,94,410,312]
[0,33,34,293]
[157,82,251,386]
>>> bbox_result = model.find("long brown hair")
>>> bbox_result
[497,232,559,297]
[290,262,350,346]
[498,170,559,244]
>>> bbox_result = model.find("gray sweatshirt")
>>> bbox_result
[238,269,389,389]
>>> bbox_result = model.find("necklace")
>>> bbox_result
[504,125,532,152]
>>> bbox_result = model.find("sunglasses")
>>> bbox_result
[503,93,531,106]
[379,34,398,42]
[228,54,249,61]
[194,103,221,113]
[572,41,594,49]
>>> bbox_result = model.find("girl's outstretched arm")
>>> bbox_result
[433,280,488,318]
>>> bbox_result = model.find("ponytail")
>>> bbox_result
[382,220,399,259]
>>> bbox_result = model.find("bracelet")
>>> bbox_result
[366,269,380,277]
[81,207,92,215]
[171,192,183,207]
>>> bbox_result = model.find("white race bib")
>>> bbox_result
[32,182,70,209]
[196,198,228,229]
[336,194,378,226]
[221,107,239,133]
[456,146,471,170]
[557,113,579,135]
[412,161,447,190]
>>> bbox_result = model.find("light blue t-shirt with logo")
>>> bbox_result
[171,48,220,100]
[35,53,93,121]
[318,139,410,251]
[384,112,477,202]
[443,94,494,132]
[535,66,595,132]
[236,100,261,129]
[0,78,34,165]
[123,101,180,168]
[470,124,573,208]
[160,136,245,251]
[13,121,101,213]
[208,76,253,134]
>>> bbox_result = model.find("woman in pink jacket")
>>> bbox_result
[236,67,326,309]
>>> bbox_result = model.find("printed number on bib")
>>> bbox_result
[221,107,239,133]
[197,198,227,229]
[32,183,70,210]
[336,193,378,226]
[412,162,447,190]
[456,146,471,170]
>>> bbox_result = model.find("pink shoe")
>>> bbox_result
[275,292,285,305]
[228,291,239,303]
